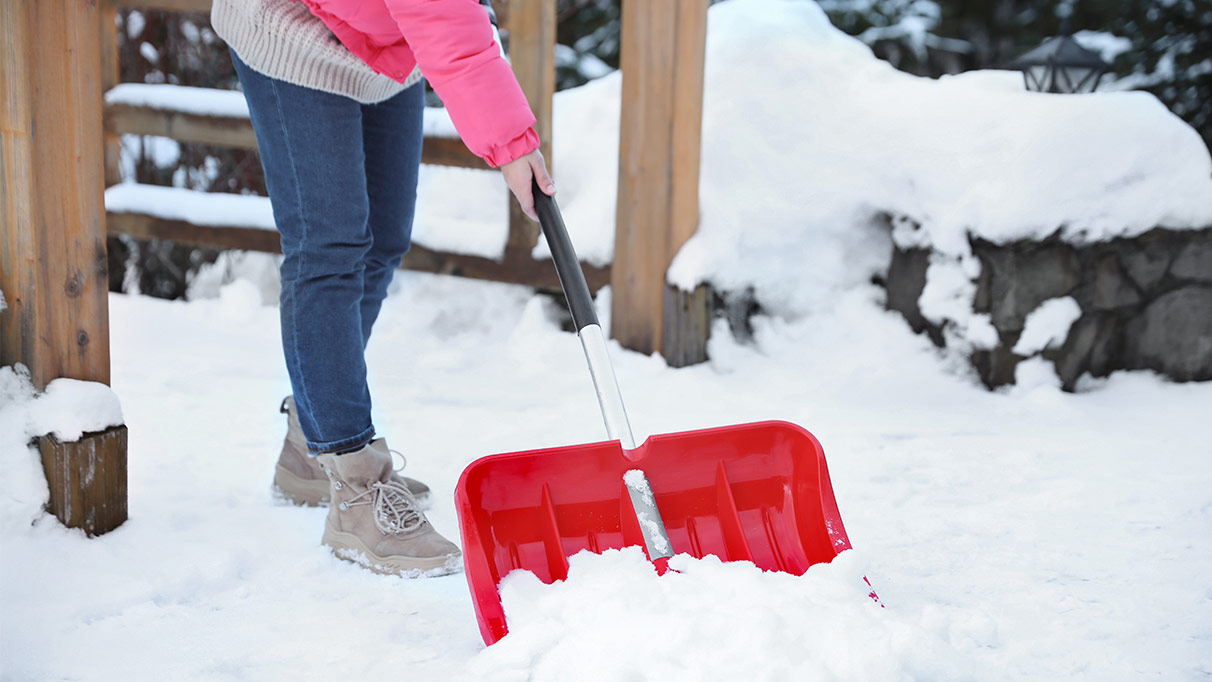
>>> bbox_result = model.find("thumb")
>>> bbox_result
[530,154,555,196]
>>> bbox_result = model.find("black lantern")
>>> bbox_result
[1008,20,1110,93]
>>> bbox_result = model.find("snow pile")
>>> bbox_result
[1013,297,1083,356]
[187,250,283,304]
[668,0,1212,315]
[473,0,1212,319]
[0,366,124,529]
[472,548,979,682]
[918,254,998,349]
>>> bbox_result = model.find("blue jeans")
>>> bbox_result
[232,52,424,453]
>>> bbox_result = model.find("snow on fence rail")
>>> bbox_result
[103,83,481,165]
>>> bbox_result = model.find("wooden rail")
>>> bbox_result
[104,97,486,168]
[101,0,556,287]
[106,209,610,293]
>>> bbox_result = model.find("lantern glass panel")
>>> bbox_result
[1069,67,1099,93]
[1026,65,1050,91]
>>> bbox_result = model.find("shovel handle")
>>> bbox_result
[531,179,636,451]
[532,179,674,560]
[532,179,597,332]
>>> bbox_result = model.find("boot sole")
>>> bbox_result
[272,464,434,510]
[322,519,462,578]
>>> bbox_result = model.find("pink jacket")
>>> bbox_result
[297,0,539,167]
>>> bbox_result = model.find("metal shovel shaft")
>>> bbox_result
[532,180,673,561]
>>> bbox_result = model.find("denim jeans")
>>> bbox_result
[232,52,424,453]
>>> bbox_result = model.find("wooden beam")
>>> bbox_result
[104,99,488,169]
[504,0,555,258]
[612,0,710,366]
[421,136,490,170]
[105,100,259,148]
[100,2,122,187]
[105,209,610,293]
[107,210,282,252]
[104,0,211,13]
[2,0,128,536]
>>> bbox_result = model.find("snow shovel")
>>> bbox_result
[455,181,857,645]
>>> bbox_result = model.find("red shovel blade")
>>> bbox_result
[455,420,854,645]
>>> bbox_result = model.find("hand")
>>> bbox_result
[501,149,555,221]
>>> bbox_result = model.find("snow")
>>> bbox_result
[622,469,670,555]
[0,366,124,531]
[105,83,251,119]
[3,270,1211,680]
[106,183,277,230]
[8,0,1212,679]
[26,379,125,443]
[121,134,181,171]
[665,0,1212,315]
[474,548,975,682]
[1072,30,1134,64]
[918,253,999,349]
[1012,296,1083,355]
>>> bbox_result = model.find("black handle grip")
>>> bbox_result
[533,178,599,331]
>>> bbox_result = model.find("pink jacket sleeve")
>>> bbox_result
[385,0,540,167]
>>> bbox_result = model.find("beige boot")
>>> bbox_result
[272,396,431,508]
[316,439,462,577]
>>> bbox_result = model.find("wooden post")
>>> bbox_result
[1,0,129,536]
[505,0,555,259]
[612,0,711,366]
[100,0,122,187]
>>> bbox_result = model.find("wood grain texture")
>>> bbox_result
[504,0,555,256]
[100,2,123,187]
[104,100,489,169]
[104,0,211,13]
[106,210,610,293]
[105,101,260,149]
[612,0,709,362]
[3,0,128,538]
[662,283,711,368]
[40,426,129,536]
[1,0,113,389]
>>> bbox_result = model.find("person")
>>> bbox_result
[211,0,554,577]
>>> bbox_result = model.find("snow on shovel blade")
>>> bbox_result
[454,419,854,645]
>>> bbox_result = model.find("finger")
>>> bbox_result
[517,177,537,221]
[530,154,555,196]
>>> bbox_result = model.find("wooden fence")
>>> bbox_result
[98,0,612,291]
[1,0,709,536]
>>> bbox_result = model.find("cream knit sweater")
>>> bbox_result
[211,0,422,104]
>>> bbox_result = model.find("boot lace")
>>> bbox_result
[341,480,425,535]
[389,448,407,475]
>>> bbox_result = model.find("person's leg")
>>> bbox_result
[358,81,425,346]
[231,51,375,454]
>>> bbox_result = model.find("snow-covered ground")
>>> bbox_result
[7,0,1212,679]
[2,269,1210,681]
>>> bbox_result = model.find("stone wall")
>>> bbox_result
[884,226,1212,390]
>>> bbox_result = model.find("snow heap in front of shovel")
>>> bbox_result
[471,547,987,682]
